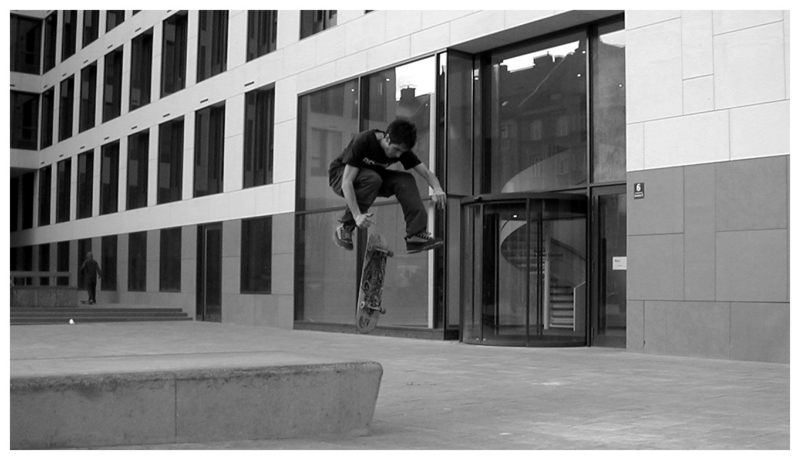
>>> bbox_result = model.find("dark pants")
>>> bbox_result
[329,167,426,238]
[85,277,97,302]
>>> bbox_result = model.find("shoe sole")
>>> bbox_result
[406,240,444,254]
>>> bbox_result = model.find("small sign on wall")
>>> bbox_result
[612,257,627,271]
[633,182,645,199]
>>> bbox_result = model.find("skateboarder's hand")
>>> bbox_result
[356,213,375,228]
[431,190,447,209]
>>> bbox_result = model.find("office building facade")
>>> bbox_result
[10,10,789,363]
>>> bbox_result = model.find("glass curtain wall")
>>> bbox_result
[481,33,587,194]
[296,56,439,330]
[296,80,359,324]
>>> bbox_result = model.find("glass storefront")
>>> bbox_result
[295,17,625,345]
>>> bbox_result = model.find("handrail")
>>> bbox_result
[460,192,587,206]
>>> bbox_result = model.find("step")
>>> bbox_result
[11,310,188,317]
[11,360,383,449]
[11,317,192,325]
[11,307,186,313]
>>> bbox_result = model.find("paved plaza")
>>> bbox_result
[10,321,790,450]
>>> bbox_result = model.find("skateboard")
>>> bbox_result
[356,232,393,333]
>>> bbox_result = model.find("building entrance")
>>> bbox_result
[461,194,586,346]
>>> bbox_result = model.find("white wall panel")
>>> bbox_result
[644,111,730,169]
[714,22,786,109]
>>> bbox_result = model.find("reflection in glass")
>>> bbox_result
[592,24,626,183]
[298,79,359,211]
[363,56,436,201]
[370,204,429,328]
[296,211,357,324]
[485,35,587,194]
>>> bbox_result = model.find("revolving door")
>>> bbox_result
[462,194,587,346]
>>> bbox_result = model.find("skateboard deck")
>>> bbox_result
[356,232,393,333]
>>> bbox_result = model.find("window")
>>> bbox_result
[58,75,75,141]
[11,14,42,74]
[41,88,54,148]
[194,103,225,197]
[246,10,277,61]
[482,33,587,193]
[592,22,626,183]
[103,46,123,122]
[77,150,94,219]
[61,11,77,61]
[240,217,271,293]
[106,10,125,32]
[11,178,19,232]
[127,130,149,210]
[244,86,274,188]
[39,244,50,286]
[128,231,146,291]
[56,158,71,223]
[100,140,119,215]
[197,11,228,82]
[79,62,97,132]
[43,12,57,72]
[161,11,188,97]
[82,11,99,47]
[300,10,337,39]
[56,241,69,286]
[130,28,153,111]
[101,235,117,290]
[159,227,181,291]
[297,79,359,211]
[21,173,34,229]
[296,81,360,324]
[38,165,52,226]
[11,91,39,150]
[158,117,184,204]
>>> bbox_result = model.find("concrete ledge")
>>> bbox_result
[11,362,383,449]
[11,286,80,308]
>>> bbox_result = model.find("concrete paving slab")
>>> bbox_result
[10,321,790,450]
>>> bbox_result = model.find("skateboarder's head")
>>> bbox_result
[86,252,93,260]
[384,118,416,157]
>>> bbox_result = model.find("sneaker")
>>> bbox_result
[405,231,443,254]
[333,223,354,250]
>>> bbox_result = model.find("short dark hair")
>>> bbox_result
[386,118,417,148]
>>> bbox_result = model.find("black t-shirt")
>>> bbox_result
[329,129,421,173]
[81,259,102,278]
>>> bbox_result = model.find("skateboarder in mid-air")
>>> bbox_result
[80,252,102,304]
[329,118,446,253]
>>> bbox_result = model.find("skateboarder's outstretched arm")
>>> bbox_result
[341,164,374,228]
[412,163,446,209]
